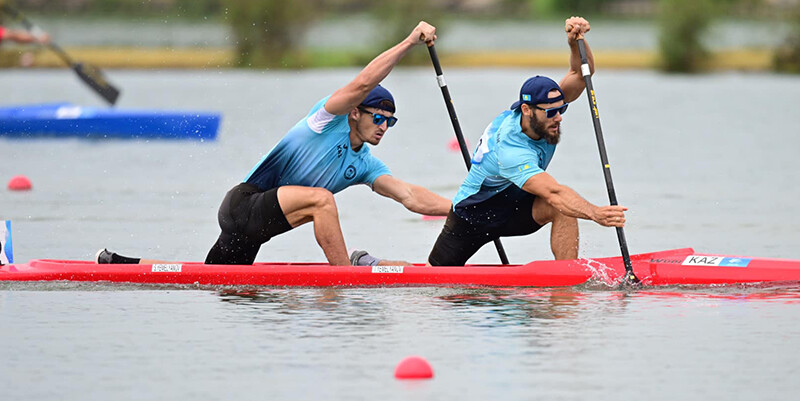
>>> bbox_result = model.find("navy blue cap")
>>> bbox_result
[510,76,564,110]
[360,84,396,113]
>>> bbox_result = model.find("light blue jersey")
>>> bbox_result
[245,96,391,193]
[452,109,557,208]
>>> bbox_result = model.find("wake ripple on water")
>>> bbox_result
[577,258,625,288]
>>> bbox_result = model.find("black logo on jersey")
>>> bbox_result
[337,144,348,157]
[344,165,357,180]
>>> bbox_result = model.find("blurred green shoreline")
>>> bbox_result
[2,4,797,72]
[0,46,776,71]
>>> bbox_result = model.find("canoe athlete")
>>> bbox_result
[0,19,49,46]
[98,21,451,266]
[353,17,629,267]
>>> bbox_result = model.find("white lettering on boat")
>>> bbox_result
[683,256,722,266]
[372,266,404,274]
[152,264,182,272]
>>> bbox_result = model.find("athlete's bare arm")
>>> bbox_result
[559,16,594,103]
[522,172,626,227]
[3,29,50,44]
[372,175,451,216]
[324,21,436,115]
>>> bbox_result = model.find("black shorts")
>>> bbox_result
[204,183,293,265]
[428,185,543,266]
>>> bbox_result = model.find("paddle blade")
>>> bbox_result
[73,63,120,105]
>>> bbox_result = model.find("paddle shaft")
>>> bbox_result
[576,39,638,283]
[0,4,120,105]
[427,44,510,265]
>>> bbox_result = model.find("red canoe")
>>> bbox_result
[2,248,800,287]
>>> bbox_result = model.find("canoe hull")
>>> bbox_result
[3,248,800,287]
[1,258,593,287]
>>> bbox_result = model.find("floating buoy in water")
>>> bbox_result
[447,137,469,152]
[7,175,32,191]
[394,356,434,379]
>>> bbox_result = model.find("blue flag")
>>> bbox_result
[719,257,751,267]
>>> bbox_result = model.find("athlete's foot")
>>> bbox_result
[349,249,382,266]
[95,248,141,264]
[95,249,113,264]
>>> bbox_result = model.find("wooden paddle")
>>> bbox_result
[426,43,510,265]
[1,4,120,105]
[570,28,640,284]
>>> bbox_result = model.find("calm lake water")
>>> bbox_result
[2,67,800,400]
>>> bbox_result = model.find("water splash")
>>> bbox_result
[577,258,623,288]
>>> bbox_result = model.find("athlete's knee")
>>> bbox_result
[279,186,340,227]
[307,188,339,215]
[532,198,558,225]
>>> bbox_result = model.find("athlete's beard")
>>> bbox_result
[531,112,561,145]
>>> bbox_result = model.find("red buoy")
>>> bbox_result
[7,175,32,191]
[394,356,434,379]
[447,137,468,152]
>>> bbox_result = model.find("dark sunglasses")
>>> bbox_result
[533,103,568,118]
[358,107,398,127]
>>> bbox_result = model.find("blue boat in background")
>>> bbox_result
[0,103,221,140]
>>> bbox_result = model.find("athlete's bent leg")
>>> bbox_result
[532,197,579,260]
[427,210,489,266]
[278,186,351,266]
[205,232,261,265]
